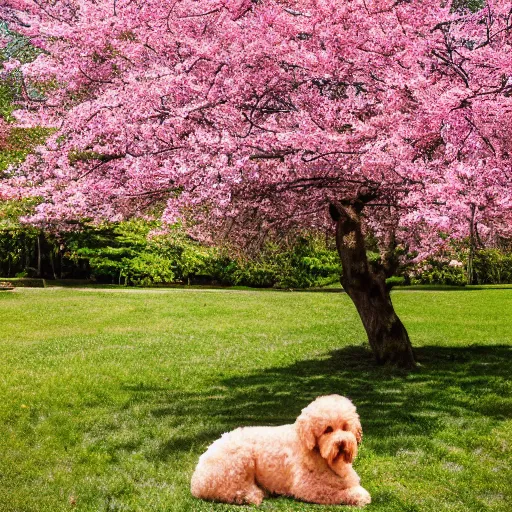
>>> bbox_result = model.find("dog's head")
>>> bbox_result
[295,395,362,469]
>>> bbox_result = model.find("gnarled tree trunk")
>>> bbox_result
[330,201,415,369]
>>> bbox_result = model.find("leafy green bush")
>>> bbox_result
[473,249,512,284]
[62,220,223,285]
[222,237,342,289]
[231,260,278,288]
[386,276,406,288]
[411,259,467,286]
[67,221,177,285]
[126,252,176,286]
[409,248,512,286]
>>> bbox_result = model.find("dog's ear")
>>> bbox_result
[295,413,316,450]
[342,439,357,463]
[353,419,363,445]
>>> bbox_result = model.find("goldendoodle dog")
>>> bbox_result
[191,394,371,506]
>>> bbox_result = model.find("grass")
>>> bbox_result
[0,287,511,512]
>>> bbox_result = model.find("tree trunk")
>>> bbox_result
[37,231,44,278]
[49,249,57,280]
[467,204,476,285]
[330,202,415,369]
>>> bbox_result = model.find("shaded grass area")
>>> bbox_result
[0,288,510,511]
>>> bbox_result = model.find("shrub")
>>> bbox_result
[220,237,342,289]
[411,258,467,286]
[473,249,512,284]
[410,248,512,286]
[69,221,182,285]
[386,276,406,288]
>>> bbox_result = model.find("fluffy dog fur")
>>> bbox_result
[190,395,371,506]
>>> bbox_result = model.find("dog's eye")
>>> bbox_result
[324,426,333,434]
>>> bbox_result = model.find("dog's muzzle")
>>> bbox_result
[318,431,358,465]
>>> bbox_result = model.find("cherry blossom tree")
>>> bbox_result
[1,0,511,367]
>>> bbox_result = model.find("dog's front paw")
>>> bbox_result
[233,486,265,506]
[344,486,371,507]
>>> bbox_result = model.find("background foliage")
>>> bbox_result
[2,215,512,287]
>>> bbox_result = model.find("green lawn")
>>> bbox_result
[0,287,511,512]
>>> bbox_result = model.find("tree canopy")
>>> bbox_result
[0,0,510,252]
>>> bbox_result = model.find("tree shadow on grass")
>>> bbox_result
[149,344,512,461]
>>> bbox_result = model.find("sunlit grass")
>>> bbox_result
[0,287,510,511]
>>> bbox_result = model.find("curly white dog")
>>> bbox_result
[191,394,371,506]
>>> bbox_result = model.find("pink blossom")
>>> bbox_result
[2,59,20,72]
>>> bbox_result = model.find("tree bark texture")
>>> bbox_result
[467,203,476,285]
[330,203,415,369]
[37,231,43,278]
